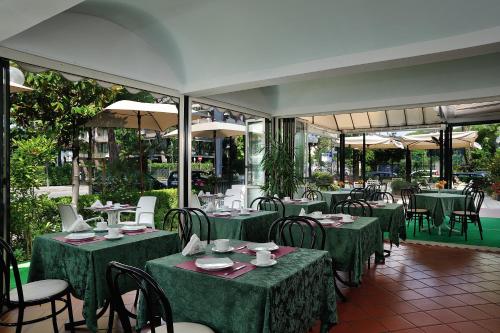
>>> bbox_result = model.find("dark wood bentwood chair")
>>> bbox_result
[450,190,485,241]
[370,191,394,203]
[106,261,214,333]
[163,208,211,248]
[0,238,75,333]
[250,196,286,217]
[302,188,323,201]
[401,188,431,236]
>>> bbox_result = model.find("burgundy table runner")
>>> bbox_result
[53,235,106,246]
[175,259,256,279]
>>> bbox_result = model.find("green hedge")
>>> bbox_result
[48,164,72,186]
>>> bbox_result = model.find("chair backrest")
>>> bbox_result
[370,191,394,203]
[135,196,157,225]
[162,208,211,248]
[333,199,373,216]
[58,204,79,231]
[250,196,285,217]
[0,238,23,306]
[302,189,323,201]
[466,190,484,216]
[268,216,325,250]
[365,184,380,199]
[223,188,243,208]
[106,262,174,333]
[400,188,417,213]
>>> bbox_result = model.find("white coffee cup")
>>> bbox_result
[108,228,120,238]
[214,239,230,251]
[114,203,121,208]
[206,192,211,195]
[106,201,113,207]
[96,221,108,230]
[256,250,276,265]
[240,208,249,214]
[284,196,291,202]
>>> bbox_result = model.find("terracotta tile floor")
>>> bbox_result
[309,243,500,333]
[1,243,500,332]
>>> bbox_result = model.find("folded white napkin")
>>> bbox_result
[299,208,306,216]
[90,200,103,208]
[181,234,207,256]
[66,217,92,232]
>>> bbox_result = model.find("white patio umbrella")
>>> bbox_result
[401,131,480,150]
[340,135,404,149]
[86,100,190,191]
[9,67,32,92]
[165,121,245,138]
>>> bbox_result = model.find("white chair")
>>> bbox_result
[191,193,202,208]
[58,204,104,231]
[118,196,157,229]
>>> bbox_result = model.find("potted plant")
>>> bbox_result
[260,140,302,198]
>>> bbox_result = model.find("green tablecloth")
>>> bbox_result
[28,230,180,332]
[321,191,350,211]
[281,200,328,216]
[193,211,279,242]
[324,217,383,284]
[421,189,463,195]
[139,241,337,333]
[415,193,468,227]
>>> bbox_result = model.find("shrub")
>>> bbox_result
[312,171,334,190]
[48,164,72,185]
[390,180,412,194]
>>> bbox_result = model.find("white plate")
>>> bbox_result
[251,259,277,267]
[120,225,147,232]
[104,234,124,240]
[65,232,95,241]
[238,212,250,216]
[246,242,279,252]
[213,212,231,217]
[211,246,235,253]
[195,258,234,271]
[93,227,109,232]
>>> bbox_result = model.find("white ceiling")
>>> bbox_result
[2,0,500,117]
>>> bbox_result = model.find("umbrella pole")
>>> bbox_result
[138,112,144,194]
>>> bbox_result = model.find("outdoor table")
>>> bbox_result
[277,200,328,216]
[86,204,137,225]
[421,188,463,195]
[312,217,384,284]
[138,240,337,333]
[28,230,180,332]
[321,190,351,211]
[196,210,280,242]
[333,203,406,246]
[414,193,469,234]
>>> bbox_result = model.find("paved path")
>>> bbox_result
[35,185,90,198]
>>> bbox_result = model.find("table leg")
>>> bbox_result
[65,299,110,330]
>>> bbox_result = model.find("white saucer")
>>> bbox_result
[238,212,250,216]
[251,259,277,267]
[212,246,235,253]
[104,234,124,240]
[93,227,109,232]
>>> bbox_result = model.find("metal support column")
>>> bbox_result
[361,133,366,185]
[0,58,10,243]
[405,148,412,183]
[339,133,345,182]
[178,95,192,208]
[444,125,453,189]
[439,130,444,180]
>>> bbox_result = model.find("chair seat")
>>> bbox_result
[452,210,478,216]
[148,322,215,333]
[10,279,68,302]
[408,208,429,214]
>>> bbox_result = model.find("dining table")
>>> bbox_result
[267,199,328,216]
[414,193,470,234]
[196,210,280,242]
[137,240,337,333]
[86,203,137,225]
[420,188,463,195]
[28,229,180,332]
[320,190,351,211]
